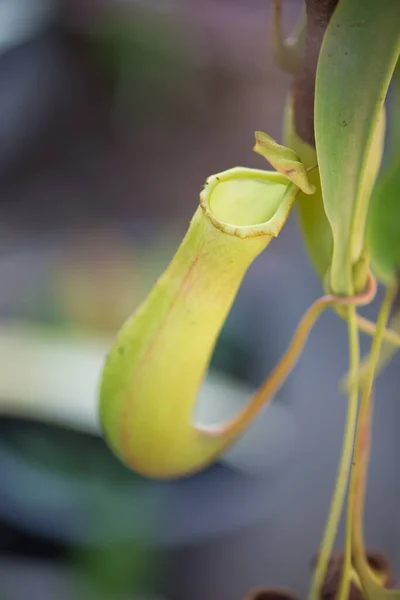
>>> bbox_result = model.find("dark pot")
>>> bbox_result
[243,587,303,600]
[313,550,395,600]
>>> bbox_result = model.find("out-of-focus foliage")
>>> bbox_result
[88,10,193,114]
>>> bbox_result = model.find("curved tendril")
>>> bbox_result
[206,273,376,442]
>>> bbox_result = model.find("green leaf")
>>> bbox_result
[315,0,400,295]
[368,156,400,284]
[368,61,400,284]
[283,96,333,282]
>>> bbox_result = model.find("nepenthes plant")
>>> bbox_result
[99,1,400,599]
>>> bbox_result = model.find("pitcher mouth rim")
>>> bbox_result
[199,167,297,239]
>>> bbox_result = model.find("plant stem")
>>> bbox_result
[308,305,360,600]
[336,306,360,600]
[350,285,396,580]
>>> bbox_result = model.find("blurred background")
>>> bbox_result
[0,1,399,599]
